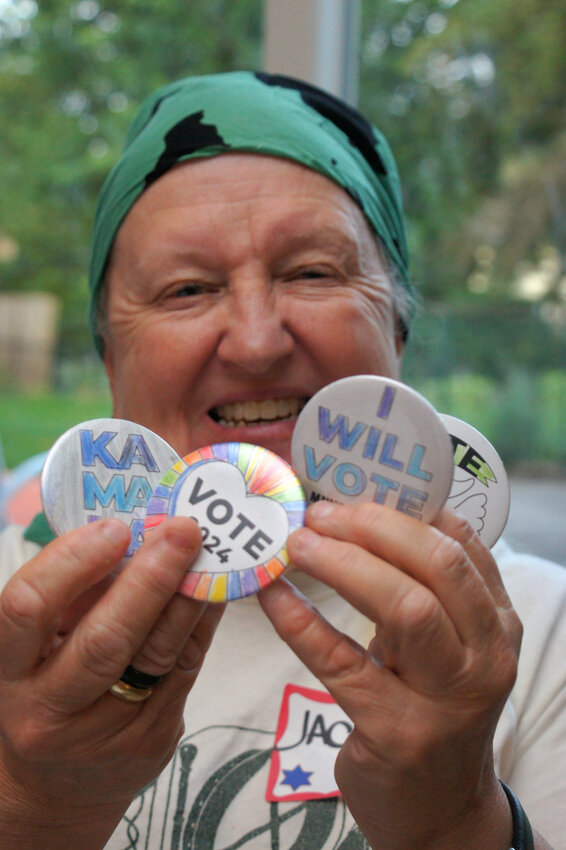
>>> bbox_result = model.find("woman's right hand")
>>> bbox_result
[0,515,223,849]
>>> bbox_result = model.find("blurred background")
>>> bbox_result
[0,0,564,561]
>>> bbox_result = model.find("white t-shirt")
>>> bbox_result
[1,526,565,849]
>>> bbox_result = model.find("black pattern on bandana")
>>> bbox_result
[145,110,229,188]
[254,72,387,176]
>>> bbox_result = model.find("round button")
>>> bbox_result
[41,418,180,558]
[291,376,454,523]
[145,442,306,601]
[440,414,510,547]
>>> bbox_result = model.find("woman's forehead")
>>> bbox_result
[112,154,381,265]
[127,152,361,204]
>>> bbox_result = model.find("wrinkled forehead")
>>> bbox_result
[107,153,388,279]
[89,71,410,354]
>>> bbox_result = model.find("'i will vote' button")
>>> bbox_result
[291,375,454,523]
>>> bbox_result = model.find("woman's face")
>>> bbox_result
[103,154,403,465]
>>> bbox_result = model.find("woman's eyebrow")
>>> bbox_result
[133,239,222,277]
[267,223,363,259]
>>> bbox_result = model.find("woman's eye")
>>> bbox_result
[294,268,332,280]
[172,283,206,298]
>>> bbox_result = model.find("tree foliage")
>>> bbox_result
[360,0,566,304]
[0,0,261,347]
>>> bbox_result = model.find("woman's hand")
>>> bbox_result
[0,515,223,849]
[259,501,523,850]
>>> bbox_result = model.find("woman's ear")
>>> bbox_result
[395,314,407,363]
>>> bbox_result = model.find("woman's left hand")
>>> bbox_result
[259,501,523,850]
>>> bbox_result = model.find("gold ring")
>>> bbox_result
[109,665,164,702]
[110,680,154,702]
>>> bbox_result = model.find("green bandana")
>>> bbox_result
[89,71,411,354]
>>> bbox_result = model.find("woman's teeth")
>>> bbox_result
[215,397,304,427]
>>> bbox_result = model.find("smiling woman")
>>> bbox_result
[0,70,565,850]
[102,154,403,465]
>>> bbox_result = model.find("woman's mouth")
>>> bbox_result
[210,397,308,427]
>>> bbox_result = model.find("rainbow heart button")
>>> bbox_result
[145,442,306,601]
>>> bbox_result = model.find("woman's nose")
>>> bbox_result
[216,277,295,374]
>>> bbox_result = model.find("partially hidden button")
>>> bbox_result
[41,418,180,559]
[440,414,510,548]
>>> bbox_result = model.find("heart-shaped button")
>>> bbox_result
[41,418,180,559]
[145,443,306,601]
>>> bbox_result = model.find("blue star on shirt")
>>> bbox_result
[281,764,313,791]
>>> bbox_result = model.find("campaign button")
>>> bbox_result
[291,375,453,523]
[41,418,180,558]
[145,442,306,601]
[440,414,510,547]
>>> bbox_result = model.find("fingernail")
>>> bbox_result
[309,500,335,520]
[162,526,199,553]
[259,577,288,602]
[100,518,130,545]
[289,527,321,555]
[259,576,309,611]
